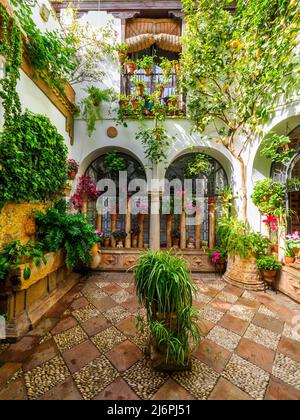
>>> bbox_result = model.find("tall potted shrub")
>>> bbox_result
[133,251,201,371]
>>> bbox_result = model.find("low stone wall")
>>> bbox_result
[0,202,49,249]
[277,265,300,304]
[93,249,215,272]
[0,264,81,341]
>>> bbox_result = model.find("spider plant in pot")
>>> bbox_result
[80,86,115,137]
[133,250,201,371]
[256,255,281,288]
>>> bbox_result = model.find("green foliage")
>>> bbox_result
[185,154,211,177]
[34,205,98,270]
[0,5,22,129]
[181,0,300,219]
[287,178,300,192]
[217,216,269,258]
[137,55,155,71]
[257,255,282,271]
[0,241,47,284]
[251,179,286,214]
[133,251,201,366]
[260,132,295,164]
[135,125,173,164]
[0,111,68,206]
[81,86,115,137]
[103,150,127,175]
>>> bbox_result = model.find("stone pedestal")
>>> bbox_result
[277,265,300,304]
[223,256,265,291]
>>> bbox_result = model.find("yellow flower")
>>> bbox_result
[228,39,241,49]
[224,83,230,91]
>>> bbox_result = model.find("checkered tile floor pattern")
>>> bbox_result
[1,272,300,400]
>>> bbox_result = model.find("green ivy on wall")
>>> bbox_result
[0,4,22,128]
[0,110,68,205]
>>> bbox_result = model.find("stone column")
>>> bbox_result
[111,214,117,248]
[195,210,201,250]
[149,191,161,250]
[96,211,102,232]
[138,213,145,249]
[166,215,173,249]
[180,207,186,250]
[125,198,131,249]
[209,204,216,249]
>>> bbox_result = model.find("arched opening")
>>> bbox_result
[163,152,228,248]
[271,125,300,233]
[85,150,149,248]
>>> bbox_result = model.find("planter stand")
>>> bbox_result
[149,339,192,372]
[223,256,265,291]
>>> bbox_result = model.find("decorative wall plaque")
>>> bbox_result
[107,127,118,138]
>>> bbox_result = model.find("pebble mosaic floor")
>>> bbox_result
[1,272,300,400]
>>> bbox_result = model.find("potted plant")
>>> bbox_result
[124,57,137,75]
[113,231,127,248]
[252,179,286,214]
[257,255,282,288]
[67,159,79,180]
[185,154,211,177]
[167,94,179,108]
[103,232,111,248]
[130,225,140,248]
[160,57,175,79]
[132,78,147,96]
[208,196,217,211]
[116,42,128,64]
[133,251,201,371]
[286,231,300,257]
[95,230,104,248]
[80,86,115,137]
[156,83,165,99]
[209,247,228,274]
[217,216,270,291]
[137,55,155,76]
[72,176,100,202]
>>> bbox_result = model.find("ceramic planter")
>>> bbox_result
[262,269,277,284]
[7,250,65,291]
[144,68,153,76]
[125,62,137,75]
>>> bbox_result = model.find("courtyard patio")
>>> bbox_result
[1,272,299,401]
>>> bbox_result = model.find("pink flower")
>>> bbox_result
[212,251,220,264]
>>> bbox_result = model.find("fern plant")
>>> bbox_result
[132,250,201,368]
[34,204,98,270]
[80,86,115,137]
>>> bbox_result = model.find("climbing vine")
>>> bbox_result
[0,5,22,128]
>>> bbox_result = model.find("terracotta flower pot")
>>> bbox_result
[272,244,279,253]
[285,256,295,264]
[145,68,153,76]
[293,247,300,256]
[125,62,137,75]
[68,171,77,180]
[262,269,277,286]
[136,84,145,96]
[118,51,127,64]
[131,98,139,110]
